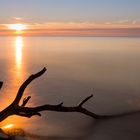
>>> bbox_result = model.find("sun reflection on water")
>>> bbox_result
[0,36,27,130]
[15,36,23,70]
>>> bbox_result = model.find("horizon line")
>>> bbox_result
[0,27,140,37]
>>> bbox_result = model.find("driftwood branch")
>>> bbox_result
[13,67,46,105]
[0,67,102,122]
[0,67,138,123]
[21,96,31,107]
[0,81,3,89]
[78,94,93,107]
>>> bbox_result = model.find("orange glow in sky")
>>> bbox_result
[0,22,139,37]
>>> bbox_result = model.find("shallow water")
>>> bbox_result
[0,36,140,139]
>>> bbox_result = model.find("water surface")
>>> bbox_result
[0,37,140,139]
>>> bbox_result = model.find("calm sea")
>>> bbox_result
[0,36,140,139]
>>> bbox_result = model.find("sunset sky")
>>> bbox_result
[0,0,140,36]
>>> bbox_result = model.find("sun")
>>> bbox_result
[8,23,26,31]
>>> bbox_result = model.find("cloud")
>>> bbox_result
[0,21,140,37]
[12,17,23,20]
[117,19,129,24]
[10,17,24,23]
[105,22,112,25]
[132,19,140,24]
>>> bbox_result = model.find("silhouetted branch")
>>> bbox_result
[0,67,138,123]
[78,94,93,107]
[13,67,46,105]
[0,67,101,122]
[16,94,100,119]
[0,81,3,89]
[21,96,31,107]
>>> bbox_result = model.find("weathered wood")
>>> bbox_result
[0,67,101,122]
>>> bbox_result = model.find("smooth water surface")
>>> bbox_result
[0,37,140,139]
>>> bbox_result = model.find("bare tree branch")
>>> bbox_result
[21,96,31,107]
[0,67,138,123]
[78,94,93,107]
[13,67,46,105]
[0,67,101,122]
[16,94,99,119]
[0,81,3,89]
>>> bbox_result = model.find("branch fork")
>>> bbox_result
[0,67,101,122]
